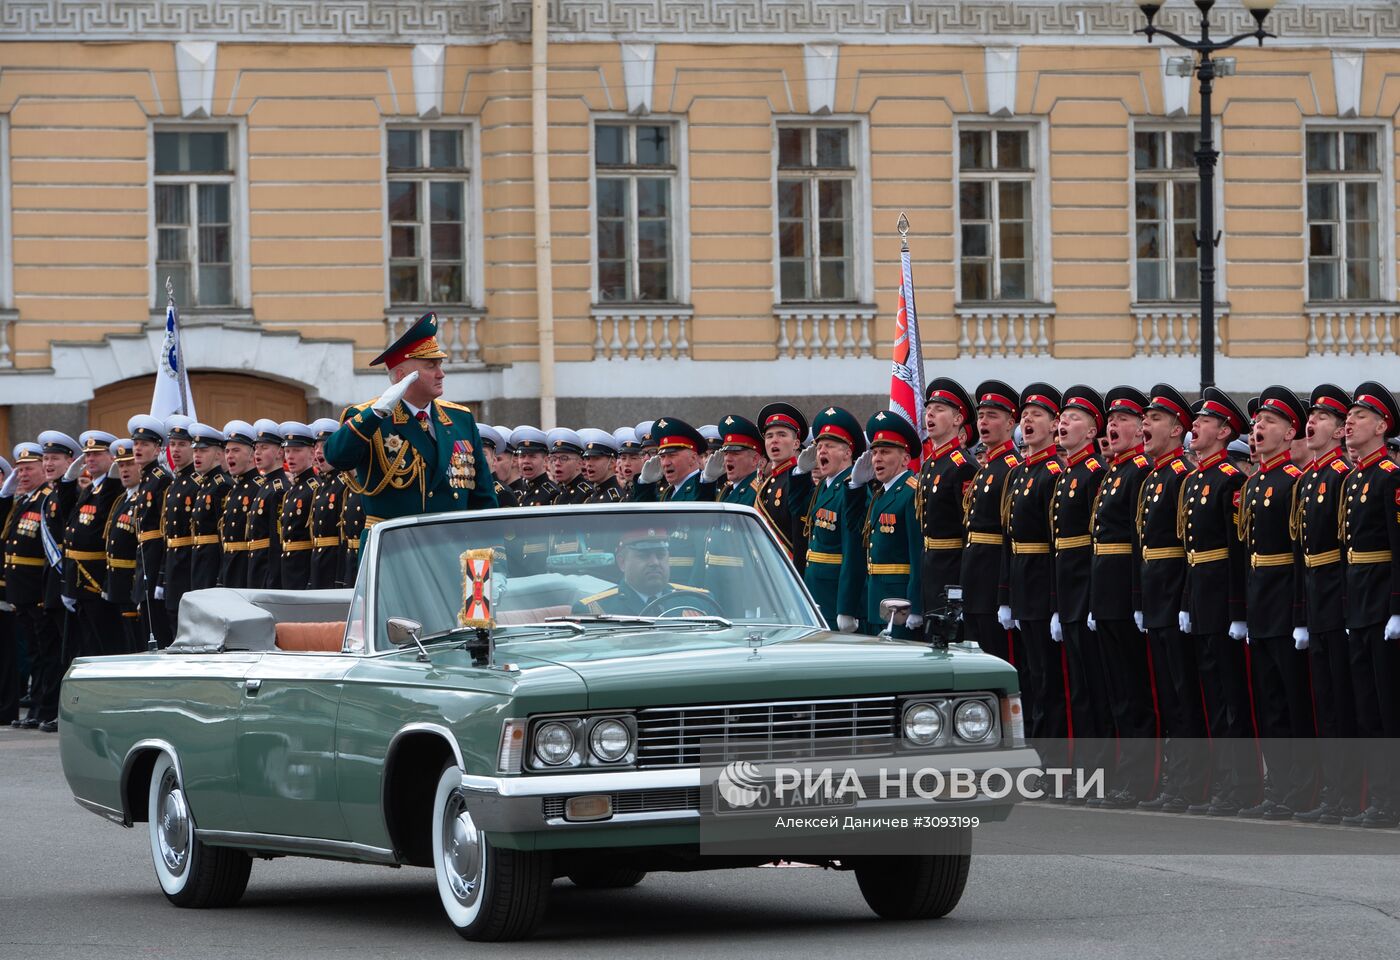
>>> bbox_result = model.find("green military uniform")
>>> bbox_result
[801,407,867,629]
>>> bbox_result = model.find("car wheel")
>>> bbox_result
[147,752,251,908]
[431,763,552,941]
[566,866,648,889]
[852,829,971,920]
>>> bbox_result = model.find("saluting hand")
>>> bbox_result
[836,614,859,633]
[371,370,420,416]
[0,470,17,498]
[849,450,875,487]
[795,444,818,475]
[702,451,725,483]
[639,456,663,485]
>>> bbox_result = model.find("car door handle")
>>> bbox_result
[244,678,262,696]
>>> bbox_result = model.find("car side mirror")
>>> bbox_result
[387,617,429,661]
[878,598,911,637]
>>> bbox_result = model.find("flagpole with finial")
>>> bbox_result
[165,274,192,418]
[897,211,910,253]
[888,210,927,465]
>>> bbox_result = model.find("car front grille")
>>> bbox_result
[634,695,899,768]
[542,787,702,819]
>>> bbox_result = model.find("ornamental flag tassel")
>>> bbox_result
[151,275,197,424]
[889,213,928,470]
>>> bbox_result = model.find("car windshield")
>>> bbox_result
[366,507,821,650]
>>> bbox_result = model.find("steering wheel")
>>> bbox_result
[637,590,725,619]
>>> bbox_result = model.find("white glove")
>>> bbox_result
[1228,620,1248,642]
[849,450,875,488]
[1293,626,1310,651]
[1050,612,1063,643]
[0,470,17,498]
[61,595,77,613]
[702,451,725,483]
[154,586,165,601]
[1134,610,1144,632]
[107,462,121,480]
[1086,613,1097,633]
[639,456,663,484]
[1386,615,1400,641]
[905,613,924,632]
[795,445,817,475]
[997,605,1014,631]
[0,600,13,613]
[836,614,859,633]
[64,459,84,482]
[1178,610,1192,634]
[100,591,110,602]
[371,370,419,416]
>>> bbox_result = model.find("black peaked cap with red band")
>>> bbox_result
[1309,383,1352,421]
[1352,381,1400,438]
[1196,386,1247,438]
[717,414,763,453]
[1246,397,1261,421]
[757,402,809,442]
[1019,382,1062,417]
[1147,383,1193,435]
[652,417,707,455]
[1256,386,1306,433]
[865,410,921,457]
[1105,385,1149,418]
[1062,384,1106,436]
[812,406,866,455]
[924,377,973,422]
[975,379,1019,417]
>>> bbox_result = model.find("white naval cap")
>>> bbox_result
[496,426,516,452]
[612,426,642,451]
[578,428,619,457]
[37,430,81,458]
[189,422,227,448]
[127,415,166,443]
[0,456,11,478]
[478,424,507,451]
[310,417,341,442]
[110,439,135,463]
[546,427,585,455]
[512,426,548,452]
[79,430,118,453]
[253,418,283,444]
[12,442,43,463]
[279,421,316,447]
[222,420,257,446]
[698,424,722,449]
[163,414,195,441]
[635,421,655,445]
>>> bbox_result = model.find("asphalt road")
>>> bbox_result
[4,727,1399,959]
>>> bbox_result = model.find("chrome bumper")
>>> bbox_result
[458,746,1042,834]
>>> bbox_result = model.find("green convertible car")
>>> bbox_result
[61,502,1035,941]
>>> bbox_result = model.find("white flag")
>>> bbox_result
[151,296,195,421]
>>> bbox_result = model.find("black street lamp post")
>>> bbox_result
[1134,0,1279,391]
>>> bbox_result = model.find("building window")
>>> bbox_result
[595,122,677,303]
[154,129,235,307]
[958,128,1039,302]
[387,127,471,305]
[1134,129,1200,302]
[777,125,855,302]
[1307,129,1382,301]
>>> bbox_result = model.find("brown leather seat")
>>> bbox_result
[274,621,345,652]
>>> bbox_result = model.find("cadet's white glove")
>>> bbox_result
[1228,620,1248,642]
[0,470,17,498]
[905,613,924,632]
[371,370,419,416]
[836,614,859,633]
[1178,610,1192,634]
[0,601,13,613]
[795,445,818,475]
[702,451,725,483]
[639,455,663,485]
[1050,612,1064,643]
[849,450,875,488]
[997,605,1014,631]
[154,586,165,601]
[1386,615,1400,641]
[100,591,110,602]
[1293,626,1310,651]
[1086,613,1097,633]
[63,459,84,483]
[61,595,77,613]
[1134,610,1144,632]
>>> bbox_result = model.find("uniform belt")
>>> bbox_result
[1011,541,1050,554]
[924,537,962,550]
[347,541,361,552]
[313,536,341,548]
[1093,542,1134,556]
[1250,552,1292,568]
[248,538,272,551]
[705,554,744,567]
[282,540,314,552]
[194,534,221,546]
[1304,549,1341,568]
[1349,548,1392,564]
[1142,546,1186,561]
[6,555,45,567]
[65,549,106,561]
[1187,548,1229,565]
[107,558,137,570]
[166,536,196,548]
[868,562,911,575]
[967,532,1004,546]
[806,550,843,565]
[222,540,251,553]
[1055,535,1091,550]
[137,530,164,543]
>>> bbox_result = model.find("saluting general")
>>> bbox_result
[325,311,497,545]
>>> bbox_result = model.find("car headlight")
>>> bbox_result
[954,700,994,742]
[534,721,577,766]
[588,718,632,762]
[903,701,943,745]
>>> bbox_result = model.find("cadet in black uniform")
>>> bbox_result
[755,403,813,570]
[580,429,625,503]
[1181,388,1258,816]
[159,416,199,637]
[103,440,144,653]
[0,457,17,725]
[246,418,288,590]
[340,483,365,587]
[614,426,645,499]
[1293,384,1358,824]
[1237,386,1313,820]
[961,381,1022,666]
[38,431,80,681]
[309,418,346,589]
[546,428,594,504]
[217,420,260,589]
[1339,382,1400,828]
[187,423,231,593]
[513,427,559,506]
[277,422,321,591]
[5,444,53,728]
[63,431,122,657]
[1088,387,1157,807]
[919,378,977,629]
[477,425,518,507]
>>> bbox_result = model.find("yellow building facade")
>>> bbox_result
[0,0,1398,434]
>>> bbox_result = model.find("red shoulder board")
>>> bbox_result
[1086,457,1101,471]
[1171,460,1187,474]
[1332,460,1350,473]
[1133,455,1149,469]
[1004,455,1018,467]
[1283,463,1303,478]
[951,450,966,466]
[1046,461,1062,475]
[1220,463,1238,476]
[1381,460,1397,473]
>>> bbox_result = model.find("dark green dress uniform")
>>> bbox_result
[63,472,123,657]
[629,418,716,584]
[309,471,345,589]
[279,466,320,591]
[340,484,365,587]
[1180,387,1257,813]
[246,468,288,590]
[189,470,230,591]
[573,580,711,616]
[218,470,260,588]
[961,380,1021,663]
[161,462,199,631]
[800,407,866,627]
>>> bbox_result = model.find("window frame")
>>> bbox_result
[1129,119,1227,306]
[0,114,12,311]
[382,122,482,310]
[147,119,249,312]
[771,116,872,305]
[1301,119,1396,304]
[589,114,690,307]
[952,118,1051,306]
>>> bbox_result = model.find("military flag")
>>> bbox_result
[889,213,927,468]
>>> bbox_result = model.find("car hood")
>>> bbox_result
[494,626,1015,710]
